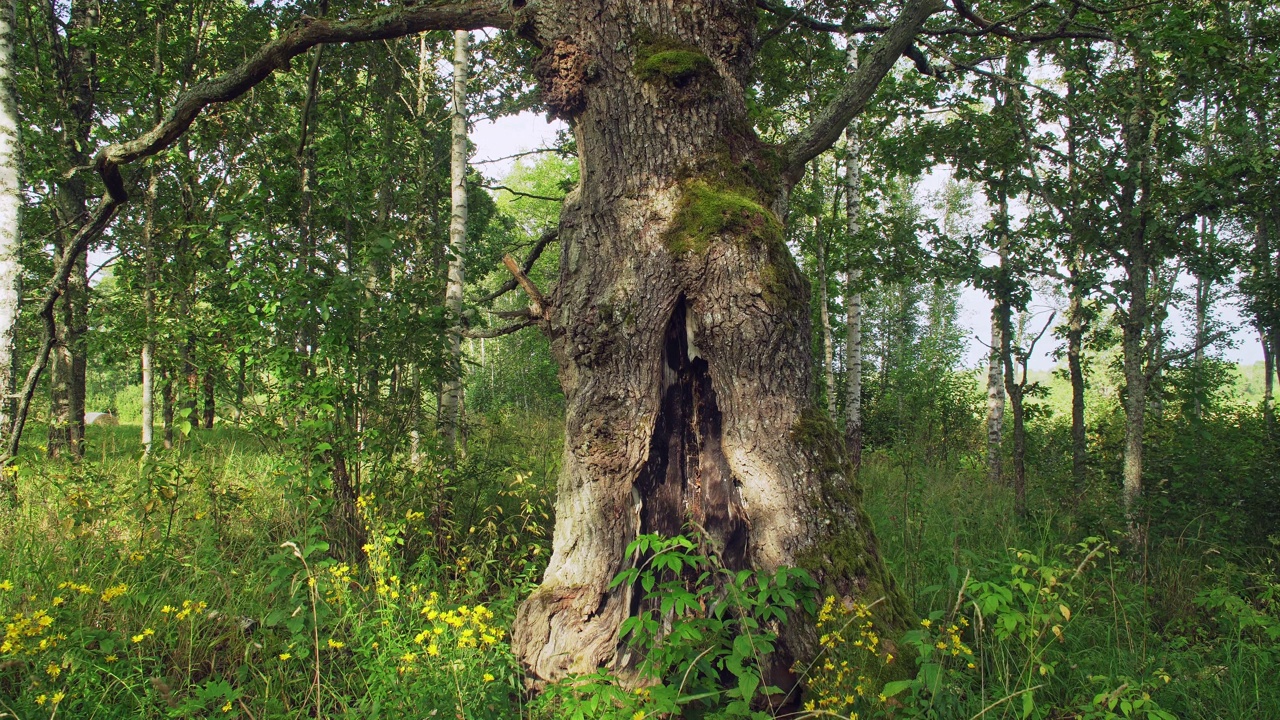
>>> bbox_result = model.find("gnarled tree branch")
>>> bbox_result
[781,0,945,177]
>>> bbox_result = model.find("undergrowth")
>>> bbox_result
[1,419,1276,718]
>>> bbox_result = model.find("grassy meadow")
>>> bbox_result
[1,404,1276,719]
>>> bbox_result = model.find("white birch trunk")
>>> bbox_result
[440,30,469,448]
[0,0,19,433]
[842,46,864,464]
[986,303,1005,485]
[141,170,158,453]
[817,229,836,419]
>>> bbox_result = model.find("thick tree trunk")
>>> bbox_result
[985,302,1005,485]
[0,0,17,440]
[440,29,469,449]
[511,1,910,690]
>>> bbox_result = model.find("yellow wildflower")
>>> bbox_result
[46,662,61,678]
[483,673,495,682]
[51,691,65,704]
[279,652,291,661]
[35,694,47,705]
[0,580,12,591]
[105,654,118,663]
[327,639,345,649]
[100,584,128,603]
[221,701,232,712]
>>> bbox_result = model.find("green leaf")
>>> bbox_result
[881,680,914,698]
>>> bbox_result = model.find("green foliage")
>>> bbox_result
[542,533,816,719]
[0,422,553,718]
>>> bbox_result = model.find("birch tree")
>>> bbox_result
[440,29,470,450]
[0,0,18,440]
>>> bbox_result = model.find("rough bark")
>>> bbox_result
[510,0,934,689]
[440,29,469,449]
[0,0,16,445]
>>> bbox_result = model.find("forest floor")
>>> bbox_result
[0,417,1276,719]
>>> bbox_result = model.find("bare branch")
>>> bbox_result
[755,0,841,33]
[781,0,945,177]
[472,147,567,165]
[463,320,535,338]
[1146,330,1229,380]
[476,228,558,304]
[483,183,566,202]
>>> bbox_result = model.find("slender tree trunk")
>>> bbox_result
[511,1,916,691]
[986,301,1005,485]
[140,21,162,453]
[202,365,215,429]
[1000,304,1026,516]
[1262,329,1275,435]
[68,250,86,452]
[1121,255,1150,523]
[233,351,245,424]
[440,29,469,449]
[843,121,864,467]
[295,45,322,394]
[141,168,158,453]
[816,228,836,419]
[47,0,97,459]
[1066,268,1087,493]
[0,0,18,441]
[1192,271,1208,420]
[162,370,174,450]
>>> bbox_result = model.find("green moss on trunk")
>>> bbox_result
[790,410,914,636]
[663,179,780,254]
[632,35,711,86]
